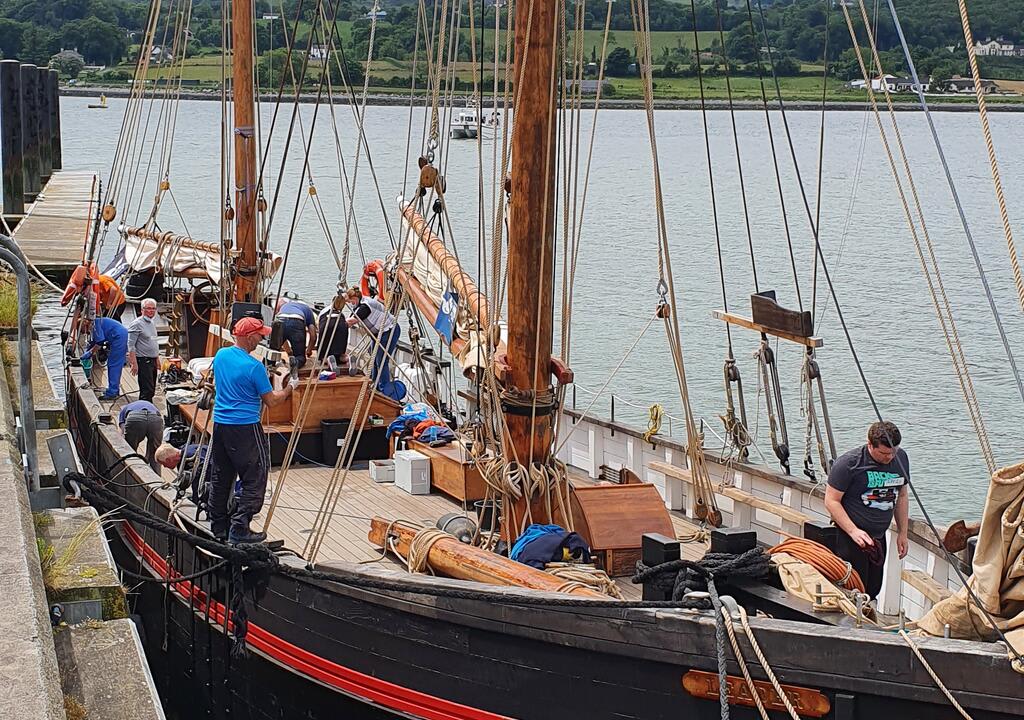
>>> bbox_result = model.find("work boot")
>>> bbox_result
[229,528,267,545]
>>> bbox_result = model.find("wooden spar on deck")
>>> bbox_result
[123,225,240,256]
[400,201,491,328]
[368,518,605,598]
[505,0,557,464]
[231,0,258,302]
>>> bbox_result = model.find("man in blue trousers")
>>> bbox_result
[82,317,129,401]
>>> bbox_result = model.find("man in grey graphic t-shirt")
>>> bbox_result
[825,420,910,599]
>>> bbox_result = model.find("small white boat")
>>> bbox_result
[449,103,488,139]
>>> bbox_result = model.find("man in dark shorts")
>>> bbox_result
[825,420,910,599]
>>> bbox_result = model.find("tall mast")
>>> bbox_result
[231,0,258,302]
[505,0,557,464]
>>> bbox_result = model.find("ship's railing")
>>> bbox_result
[385,343,965,619]
[555,400,967,620]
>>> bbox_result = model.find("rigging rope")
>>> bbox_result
[630,0,720,525]
[841,0,995,474]
[956,0,1024,319]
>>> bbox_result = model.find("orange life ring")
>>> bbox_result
[360,260,387,301]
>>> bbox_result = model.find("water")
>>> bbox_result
[51,96,1024,522]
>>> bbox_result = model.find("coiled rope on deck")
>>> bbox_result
[769,537,865,594]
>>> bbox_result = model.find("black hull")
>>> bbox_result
[69,370,1024,720]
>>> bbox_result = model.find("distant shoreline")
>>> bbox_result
[62,85,1024,112]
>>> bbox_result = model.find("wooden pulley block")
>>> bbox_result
[101,204,117,223]
[656,302,671,319]
[224,206,235,221]
[503,174,511,194]
[418,159,439,189]
[693,499,723,528]
[257,197,267,212]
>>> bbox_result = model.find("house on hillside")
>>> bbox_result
[150,46,171,64]
[940,76,999,94]
[364,8,387,20]
[310,45,328,60]
[974,38,1024,58]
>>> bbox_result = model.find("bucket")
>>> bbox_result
[321,419,351,466]
[473,499,502,530]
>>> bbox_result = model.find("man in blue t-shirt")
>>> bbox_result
[208,317,296,543]
[825,420,910,600]
[275,298,318,369]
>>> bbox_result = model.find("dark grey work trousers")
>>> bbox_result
[137,356,158,403]
[123,409,164,473]
[281,318,308,368]
[209,422,270,539]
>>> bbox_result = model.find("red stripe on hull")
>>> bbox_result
[121,523,511,720]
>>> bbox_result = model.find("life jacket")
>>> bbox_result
[360,260,387,302]
[358,295,396,335]
[60,263,100,308]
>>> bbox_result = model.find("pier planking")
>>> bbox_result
[11,170,95,283]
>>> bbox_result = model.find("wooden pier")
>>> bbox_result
[11,170,95,283]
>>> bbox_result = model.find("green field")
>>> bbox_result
[610,74,844,101]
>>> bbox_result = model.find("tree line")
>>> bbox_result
[1,0,1021,80]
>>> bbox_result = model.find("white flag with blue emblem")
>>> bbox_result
[434,289,458,344]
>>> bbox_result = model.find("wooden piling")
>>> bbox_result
[48,70,61,171]
[19,64,41,201]
[36,67,52,182]
[0,60,24,218]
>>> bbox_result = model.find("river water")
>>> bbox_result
[51,95,1024,523]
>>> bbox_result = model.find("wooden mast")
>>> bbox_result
[505,0,558,466]
[231,0,258,302]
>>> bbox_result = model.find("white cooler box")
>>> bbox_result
[369,459,395,483]
[393,450,430,495]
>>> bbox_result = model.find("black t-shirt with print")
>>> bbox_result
[827,445,909,537]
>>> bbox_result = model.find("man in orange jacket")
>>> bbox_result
[60,265,127,320]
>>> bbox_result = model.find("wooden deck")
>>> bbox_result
[109,353,707,601]
[254,463,708,600]
[12,170,95,282]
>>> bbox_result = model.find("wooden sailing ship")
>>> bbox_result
[57,0,1024,716]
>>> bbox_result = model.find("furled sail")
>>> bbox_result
[120,225,282,285]
[918,461,1024,673]
[395,197,496,377]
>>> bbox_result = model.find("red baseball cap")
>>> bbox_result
[233,316,272,338]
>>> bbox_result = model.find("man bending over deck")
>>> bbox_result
[208,317,296,544]
[275,297,317,369]
[118,400,164,473]
[345,286,399,392]
[825,420,910,600]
